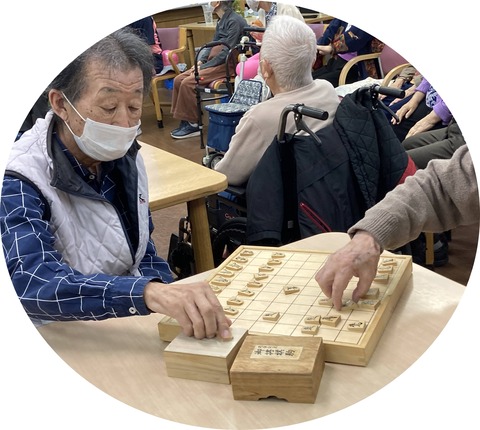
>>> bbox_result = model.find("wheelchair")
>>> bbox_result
[206,103,329,267]
[206,84,411,267]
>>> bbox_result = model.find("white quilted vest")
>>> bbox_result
[6,112,150,276]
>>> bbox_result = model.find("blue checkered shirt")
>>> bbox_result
[1,139,173,323]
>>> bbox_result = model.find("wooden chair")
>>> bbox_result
[424,232,435,267]
[208,76,236,104]
[381,62,413,87]
[338,43,409,86]
[338,52,383,86]
[151,27,188,128]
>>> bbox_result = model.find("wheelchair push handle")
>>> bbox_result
[243,26,266,34]
[194,40,232,79]
[277,104,329,144]
[201,41,232,49]
[364,84,406,122]
[369,84,405,99]
[295,104,329,121]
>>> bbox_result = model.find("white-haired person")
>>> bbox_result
[237,1,304,81]
[214,14,340,186]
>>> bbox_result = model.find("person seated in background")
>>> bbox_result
[403,118,466,169]
[314,144,478,311]
[378,65,419,104]
[312,18,378,87]
[214,15,340,186]
[246,1,304,43]
[328,64,455,267]
[388,77,451,142]
[0,27,232,340]
[248,0,278,36]
[128,15,164,74]
[402,118,467,267]
[236,1,304,85]
[170,1,247,139]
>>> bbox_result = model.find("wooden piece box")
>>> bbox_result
[158,315,182,342]
[229,334,325,403]
[163,327,248,384]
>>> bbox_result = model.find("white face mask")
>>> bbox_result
[246,0,260,11]
[62,93,140,162]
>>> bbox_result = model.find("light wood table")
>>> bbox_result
[178,22,217,66]
[139,142,227,273]
[179,12,334,66]
[38,232,464,429]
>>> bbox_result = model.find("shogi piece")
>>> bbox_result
[230,334,325,403]
[164,327,248,384]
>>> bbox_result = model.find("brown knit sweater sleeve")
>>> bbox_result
[348,145,478,251]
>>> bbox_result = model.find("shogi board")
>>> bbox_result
[158,245,412,366]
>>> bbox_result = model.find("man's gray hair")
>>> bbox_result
[218,0,235,11]
[260,15,316,91]
[48,27,154,102]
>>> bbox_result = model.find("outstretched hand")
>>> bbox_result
[144,280,232,340]
[315,231,381,310]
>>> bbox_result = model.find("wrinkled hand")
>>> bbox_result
[405,111,440,139]
[315,231,381,310]
[391,101,416,125]
[144,280,232,339]
[317,45,333,56]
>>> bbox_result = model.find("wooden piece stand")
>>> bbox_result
[229,334,325,403]
[163,327,248,384]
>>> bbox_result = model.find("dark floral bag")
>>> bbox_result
[365,38,385,79]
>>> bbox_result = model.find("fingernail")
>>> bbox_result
[222,329,233,340]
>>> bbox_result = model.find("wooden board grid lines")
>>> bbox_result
[158,246,412,366]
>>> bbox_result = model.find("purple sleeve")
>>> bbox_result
[415,78,430,94]
[416,78,452,124]
[433,95,452,124]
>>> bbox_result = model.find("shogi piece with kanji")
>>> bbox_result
[229,334,325,403]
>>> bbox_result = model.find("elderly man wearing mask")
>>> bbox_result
[1,27,232,340]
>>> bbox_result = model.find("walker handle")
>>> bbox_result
[371,84,405,99]
[295,105,329,121]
